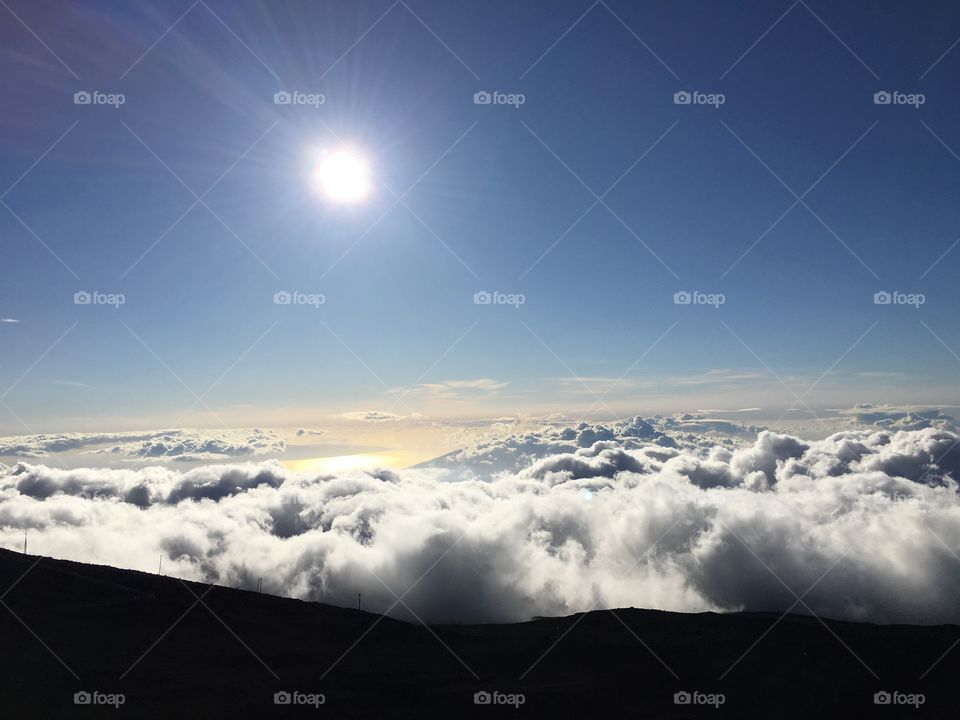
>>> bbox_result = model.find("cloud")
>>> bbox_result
[110,429,285,462]
[336,411,404,423]
[0,429,285,462]
[546,369,769,395]
[418,417,675,479]
[520,441,654,483]
[3,424,960,626]
[0,318,20,324]
[652,414,766,439]
[50,380,96,389]
[396,378,508,398]
[0,431,163,458]
[838,404,958,432]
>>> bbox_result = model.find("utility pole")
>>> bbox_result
[158,554,162,575]
[257,578,262,594]
[23,530,27,555]
[358,592,362,611]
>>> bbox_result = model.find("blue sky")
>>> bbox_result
[2,0,960,434]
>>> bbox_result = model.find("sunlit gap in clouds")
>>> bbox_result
[283,451,406,473]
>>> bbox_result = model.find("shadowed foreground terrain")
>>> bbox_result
[0,547,956,718]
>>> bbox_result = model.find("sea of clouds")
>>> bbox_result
[2,414,960,625]
[0,428,286,461]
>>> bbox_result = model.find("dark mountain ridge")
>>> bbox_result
[0,547,954,718]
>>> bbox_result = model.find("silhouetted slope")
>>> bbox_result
[0,547,955,718]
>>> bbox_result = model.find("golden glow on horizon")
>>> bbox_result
[282,450,432,473]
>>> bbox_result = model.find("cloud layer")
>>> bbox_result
[0,428,285,462]
[2,422,960,625]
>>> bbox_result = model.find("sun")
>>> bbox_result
[313,149,370,203]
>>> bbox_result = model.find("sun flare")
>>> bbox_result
[313,150,370,203]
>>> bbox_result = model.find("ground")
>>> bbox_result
[0,547,954,718]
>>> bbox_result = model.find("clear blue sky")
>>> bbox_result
[2,0,960,433]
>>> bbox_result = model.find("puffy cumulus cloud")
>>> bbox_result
[0,431,162,458]
[5,462,289,507]
[770,428,960,489]
[2,426,960,626]
[728,431,808,484]
[0,429,285,462]
[650,414,767,441]
[521,441,656,483]
[420,417,676,479]
[98,428,285,462]
[840,404,958,432]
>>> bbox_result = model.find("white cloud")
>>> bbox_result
[546,369,769,395]
[395,378,508,398]
[0,428,285,462]
[2,423,960,626]
[336,411,405,423]
[836,403,958,432]
[50,380,96,389]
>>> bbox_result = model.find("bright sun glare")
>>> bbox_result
[314,150,370,203]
